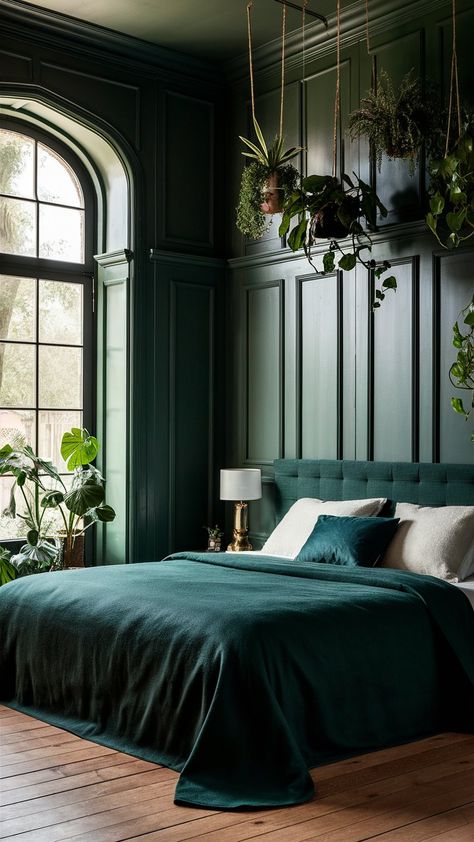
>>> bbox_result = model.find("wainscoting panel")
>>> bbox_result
[0,48,32,81]
[244,280,284,464]
[170,280,215,550]
[305,58,352,178]
[436,251,474,463]
[297,272,341,459]
[39,63,141,148]
[162,91,214,249]
[371,258,419,461]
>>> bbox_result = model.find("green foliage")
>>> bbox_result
[236,117,301,239]
[61,427,99,471]
[426,118,474,250]
[236,161,299,240]
[239,117,302,170]
[0,427,116,573]
[449,296,474,441]
[0,545,16,586]
[348,70,441,174]
[279,172,397,307]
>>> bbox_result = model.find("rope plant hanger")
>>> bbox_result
[278,0,398,307]
[445,0,462,157]
[349,0,441,172]
[236,2,307,238]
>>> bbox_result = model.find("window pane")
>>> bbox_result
[37,143,83,208]
[0,343,35,407]
[0,129,35,199]
[39,346,82,408]
[0,476,30,539]
[0,196,36,256]
[39,410,82,470]
[0,409,36,450]
[0,276,36,342]
[39,205,84,262]
[39,280,82,345]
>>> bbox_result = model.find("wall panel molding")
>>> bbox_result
[368,256,420,462]
[295,271,343,460]
[168,279,215,550]
[242,279,284,466]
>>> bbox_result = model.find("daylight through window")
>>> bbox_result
[0,127,93,539]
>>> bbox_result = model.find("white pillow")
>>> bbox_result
[261,497,386,559]
[381,503,474,582]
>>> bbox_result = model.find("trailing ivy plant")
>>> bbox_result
[279,172,397,307]
[236,117,301,239]
[426,117,474,249]
[348,70,441,174]
[450,295,474,441]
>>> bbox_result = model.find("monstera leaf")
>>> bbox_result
[64,478,105,517]
[61,428,99,471]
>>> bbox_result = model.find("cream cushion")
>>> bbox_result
[261,497,386,559]
[381,502,474,582]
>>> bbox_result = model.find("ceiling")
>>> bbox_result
[19,0,337,62]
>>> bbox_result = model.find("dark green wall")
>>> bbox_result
[0,4,226,562]
[226,0,474,546]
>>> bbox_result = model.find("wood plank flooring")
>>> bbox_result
[1,706,474,841]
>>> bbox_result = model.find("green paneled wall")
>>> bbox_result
[226,0,474,545]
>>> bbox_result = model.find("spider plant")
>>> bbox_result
[236,117,301,239]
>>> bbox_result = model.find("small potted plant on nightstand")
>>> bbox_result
[204,525,224,552]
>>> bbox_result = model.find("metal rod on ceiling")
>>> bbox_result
[272,0,328,29]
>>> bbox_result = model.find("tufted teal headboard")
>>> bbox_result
[273,459,474,520]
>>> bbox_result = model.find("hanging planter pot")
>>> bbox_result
[260,171,283,215]
[236,121,300,239]
[348,70,441,174]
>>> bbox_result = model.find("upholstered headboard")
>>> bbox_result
[273,460,474,519]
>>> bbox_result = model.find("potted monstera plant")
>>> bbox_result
[236,117,301,239]
[279,172,397,306]
[0,428,115,573]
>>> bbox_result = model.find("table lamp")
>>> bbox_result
[220,468,262,552]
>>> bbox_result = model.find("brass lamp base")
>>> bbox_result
[227,501,253,552]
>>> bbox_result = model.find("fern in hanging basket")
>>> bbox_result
[236,117,301,239]
[279,172,397,307]
[348,70,441,173]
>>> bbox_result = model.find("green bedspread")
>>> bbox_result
[0,553,473,809]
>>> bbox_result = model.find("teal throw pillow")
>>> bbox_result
[296,514,400,568]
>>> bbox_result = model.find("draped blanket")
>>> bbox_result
[1,553,473,809]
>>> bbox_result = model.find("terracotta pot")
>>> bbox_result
[61,533,85,568]
[260,171,283,215]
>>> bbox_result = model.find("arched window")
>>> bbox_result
[0,122,94,539]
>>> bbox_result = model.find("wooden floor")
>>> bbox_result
[1,707,474,842]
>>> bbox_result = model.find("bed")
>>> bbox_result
[0,458,473,810]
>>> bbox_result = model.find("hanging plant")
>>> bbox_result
[236,119,300,239]
[279,172,397,306]
[450,295,474,441]
[348,70,441,174]
[236,0,302,240]
[426,116,474,249]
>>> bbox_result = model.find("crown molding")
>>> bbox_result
[0,0,222,87]
[225,0,450,84]
[150,249,226,269]
[95,248,132,268]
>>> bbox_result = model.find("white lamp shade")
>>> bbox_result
[220,468,262,501]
